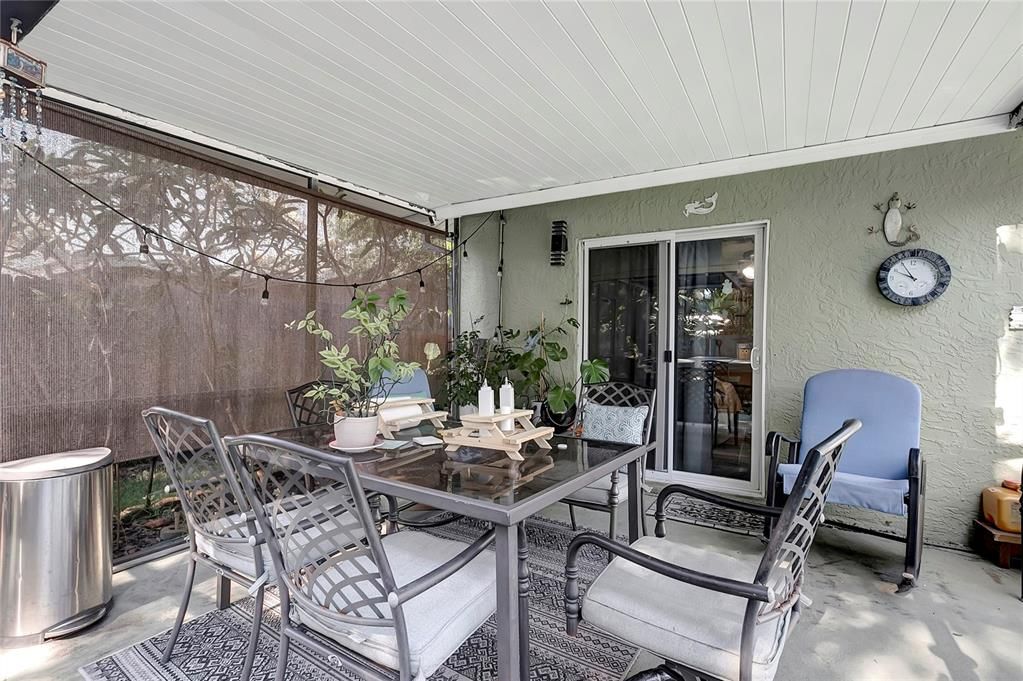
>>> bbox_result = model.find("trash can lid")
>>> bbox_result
[0,447,113,481]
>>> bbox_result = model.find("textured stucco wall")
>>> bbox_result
[460,130,1023,548]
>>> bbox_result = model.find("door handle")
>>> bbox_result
[750,347,761,371]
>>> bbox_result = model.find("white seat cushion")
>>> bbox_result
[296,530,496,678]
[583,536,794,681]
[195,485,361,579]
[778,464,909,515]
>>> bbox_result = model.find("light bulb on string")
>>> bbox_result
[497,260,503,278]
[260,275,270,306]
[139,228,150,255]
[351,284,358,302]
[418,269,426,293]
[462,244,468,259]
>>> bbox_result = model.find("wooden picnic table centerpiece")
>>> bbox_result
[439,409,554,461]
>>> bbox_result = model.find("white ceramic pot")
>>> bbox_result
[333,414,379,448]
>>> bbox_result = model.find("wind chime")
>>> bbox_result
[0,18,47,145]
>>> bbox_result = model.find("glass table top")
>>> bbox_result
[263,422,639,510]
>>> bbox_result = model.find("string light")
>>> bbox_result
[10,140,496,299]
[418,269,426,293]
[260,275,270,305]
[497,261,503,278]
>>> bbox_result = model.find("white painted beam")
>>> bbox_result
[435,114,1014,220]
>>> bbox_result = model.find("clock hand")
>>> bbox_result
[899,265,917,281]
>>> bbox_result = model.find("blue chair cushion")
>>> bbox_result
[797,369,920,481]
[376,368,432,399]
[778,463,909,516]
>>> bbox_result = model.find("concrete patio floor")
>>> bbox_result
[2,504,1019,681]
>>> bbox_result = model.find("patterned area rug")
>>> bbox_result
[80,517,638,681]
[646,495,764,537]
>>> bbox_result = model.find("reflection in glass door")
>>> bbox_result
[671,229,762,488]
[582,224,766,493]
[585,243,661,467]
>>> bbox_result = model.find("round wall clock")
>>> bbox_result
[877,249,952,306]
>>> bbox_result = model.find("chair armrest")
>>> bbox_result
[653,484,783,537]
[767,431,800,465]
[394,528,496,605]
[564,532,772,636]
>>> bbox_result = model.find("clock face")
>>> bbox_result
[877,249,951,306]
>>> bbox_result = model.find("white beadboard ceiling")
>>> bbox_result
[24,0,1023,219]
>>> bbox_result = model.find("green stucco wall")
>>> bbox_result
[459,130,1023,549]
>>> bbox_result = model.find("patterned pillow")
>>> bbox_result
[580,402,649,445]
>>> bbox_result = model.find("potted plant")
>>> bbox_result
[288,288,437,450]
[498,314,610,431]
[442,317,503,416]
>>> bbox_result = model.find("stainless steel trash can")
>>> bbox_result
[0,448,113,648]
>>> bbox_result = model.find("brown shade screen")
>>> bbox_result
[0,105,449,464]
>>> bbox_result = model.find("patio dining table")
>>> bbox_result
[218,421,648,681]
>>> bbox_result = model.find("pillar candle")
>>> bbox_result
[477,383,494,438]
[499,379,515,432]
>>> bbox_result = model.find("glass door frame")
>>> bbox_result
[578,220,769,497]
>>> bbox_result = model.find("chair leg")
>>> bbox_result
[568,504,578,531]
[240,584,264,681]
[274,631,290,681]
[162,555,196,664]
[608,505,617,539]
[900,470,926,592]
[640,488,648,537]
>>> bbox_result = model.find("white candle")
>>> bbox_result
[477,383,494,438]
[499,379,515,432]
[478,383,495,416]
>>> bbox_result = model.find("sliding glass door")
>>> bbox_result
[584,243,662,468]
[582,223,766,494]
[670,229,762,489]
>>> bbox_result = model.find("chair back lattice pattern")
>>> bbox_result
[286,381,332,428]
[581,381,656,445]
[141,407,251,543]
[754,419,861,621]
[225,435,399,627]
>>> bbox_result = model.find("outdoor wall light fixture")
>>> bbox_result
[551,220,568,266]
[740,251,755,280]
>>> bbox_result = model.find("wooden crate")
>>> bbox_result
[972,519,1020,569]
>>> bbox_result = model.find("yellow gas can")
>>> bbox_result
[981,485,1021,533]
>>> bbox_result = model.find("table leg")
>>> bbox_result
[627,458,642,543]
[494,524,521,681]
[517,523,531,680]
[216,574,231,610]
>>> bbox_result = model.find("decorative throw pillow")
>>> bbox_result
[580,403,649,446]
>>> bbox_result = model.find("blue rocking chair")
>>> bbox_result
[766,369,925,591]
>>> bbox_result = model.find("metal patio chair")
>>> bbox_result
[564,419,861,681]
[375,368,463,529]
[224,433,498,681]
[563,381,655,538]
[285,380,331,428]
[141,407,266,681]
[766,369,926,590]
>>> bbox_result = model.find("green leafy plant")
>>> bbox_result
[287,288,432,418]
[497,314,609,414]
[441,317,502,408]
